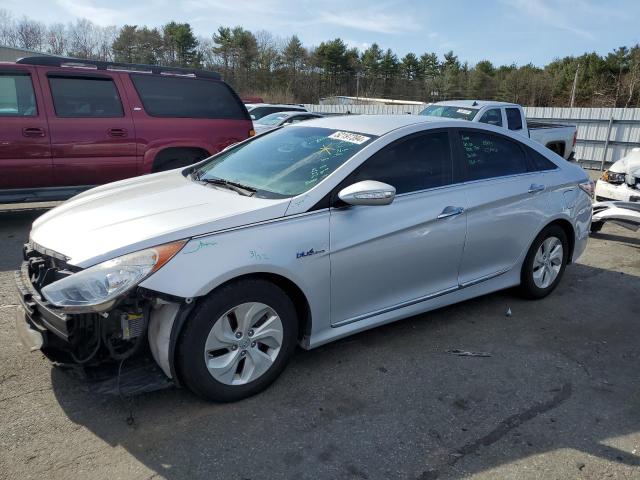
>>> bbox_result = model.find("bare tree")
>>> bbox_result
[46,23,67,55]
[67,18,99,58]
[16,16,46,51]
[0,9,19,47]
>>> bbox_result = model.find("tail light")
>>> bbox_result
[249,129,255,137]
[578,180,595,199]
[572,131,577,147]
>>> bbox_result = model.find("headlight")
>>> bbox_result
[42,240,186,312]
[602,170,625,184]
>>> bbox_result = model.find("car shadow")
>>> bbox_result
[591,230,640,247]
[49,261,640,479]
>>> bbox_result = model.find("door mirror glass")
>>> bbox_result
[338,180,395,206]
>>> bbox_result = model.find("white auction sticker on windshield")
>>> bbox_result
[328,131,370,144]
[457,108,472,115]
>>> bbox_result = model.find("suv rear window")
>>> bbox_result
[0,73,36,116]
[48,76,124,118]
[131,74,247,120]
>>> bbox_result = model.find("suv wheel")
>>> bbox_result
[520,225,569,299]
[177,279,298,402]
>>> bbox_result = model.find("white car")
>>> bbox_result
[254,112,323,135]
[245,103,308,120]
[594,148,640,202]
[15,115,593,402]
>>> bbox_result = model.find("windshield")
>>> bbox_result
[256,113,289,126]
[192,126,376,198]
[420,105,478,121]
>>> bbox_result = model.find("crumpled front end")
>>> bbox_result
[14,243,189,392]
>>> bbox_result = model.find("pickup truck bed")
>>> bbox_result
[527,121,573,130]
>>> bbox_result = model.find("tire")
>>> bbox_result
[519,225,569,299]
[590,221,603,233]
[176,279,298,402]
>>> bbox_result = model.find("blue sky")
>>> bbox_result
[4,0,640,66]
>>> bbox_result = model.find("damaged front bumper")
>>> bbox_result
[595,179,640,202]
[14,246,191,391]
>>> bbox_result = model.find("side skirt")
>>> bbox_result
[305,267,521,349]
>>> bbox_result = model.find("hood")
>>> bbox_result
[609,148,640,175]
[30,170,290,267]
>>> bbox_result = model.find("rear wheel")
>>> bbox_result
[176,279,298,402]
[520,225,569,299]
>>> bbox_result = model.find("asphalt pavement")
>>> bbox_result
[0,206,639,480]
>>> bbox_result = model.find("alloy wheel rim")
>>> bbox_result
[203,302,283,385]
[532,236,563,289]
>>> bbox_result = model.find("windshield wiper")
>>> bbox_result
[199,177,257,196]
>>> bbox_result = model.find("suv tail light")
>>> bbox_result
[572,131,577,147]
[578,180,595,199]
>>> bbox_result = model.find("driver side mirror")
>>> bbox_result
[338,180,396,206]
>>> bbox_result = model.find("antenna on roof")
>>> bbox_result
[472,101,478,106]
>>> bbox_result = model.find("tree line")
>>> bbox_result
[2,9,639,107]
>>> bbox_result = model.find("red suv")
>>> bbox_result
[0,56,253,203]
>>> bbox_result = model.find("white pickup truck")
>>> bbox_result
[420,100,577,161]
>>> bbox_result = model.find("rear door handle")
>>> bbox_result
[108,128,128,137]
[437,206,465,219]
[22,127,45,137]
[528,183,545,194]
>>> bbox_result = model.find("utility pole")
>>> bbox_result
[356,73,360,104]
[570,63,580,107]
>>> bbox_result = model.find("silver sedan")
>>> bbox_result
[17,115,593,402]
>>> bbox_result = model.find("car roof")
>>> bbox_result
[247,103,306,109]
[289,114,447,136]
[431,100,519,108]
[276,111,321,118]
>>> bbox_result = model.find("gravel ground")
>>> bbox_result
[0,206,638,480]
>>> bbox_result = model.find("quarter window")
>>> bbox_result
[478,108,502,126]
[0,73,36,116]
[527,147,558,171]
[347,131,453,194]
[130,74,247,120]
[49,76,124,117]
[458,131,527,180]
[506,108,523,130]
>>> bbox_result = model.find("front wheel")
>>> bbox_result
[520,225,569,299]
[176,279,298,402]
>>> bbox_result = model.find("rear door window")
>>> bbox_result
[458,130,527,180]
[131,74,247,120]
[346,131,454,194]
[478,108,502,126]
[0,73,37,116]
[505,108,523,130]
[48,76,124,117]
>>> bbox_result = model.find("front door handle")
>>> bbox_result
[528,183,545,194]
[22,127,45,137]
[108,128,128,137]
[437,206,465,219]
